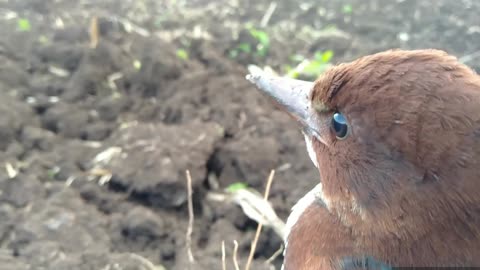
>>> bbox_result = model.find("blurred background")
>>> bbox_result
[0,0,479,269]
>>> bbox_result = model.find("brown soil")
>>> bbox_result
[0,0,479,269]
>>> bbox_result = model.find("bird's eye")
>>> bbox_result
[332,112,349,139]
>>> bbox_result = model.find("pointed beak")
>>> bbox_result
[246,72,314,124]
[246,71,327,141]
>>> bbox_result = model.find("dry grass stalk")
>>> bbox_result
[185,170,195,265]
[233,240,240,270]
[245,170,275,270]
[265,244,284,265]
[222,241,227,270]
[89,16,99,49]
[260,2,277,27]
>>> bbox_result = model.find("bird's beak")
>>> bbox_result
[246,71,327,142]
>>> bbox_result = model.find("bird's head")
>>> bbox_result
[248,49,480,241]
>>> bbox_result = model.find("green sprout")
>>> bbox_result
[176,49,189,60]
[229,25,270,59]
[226,182,248,193]
[229,43,252,58]
[248,26,270,57]
[289,54,305,62]
[342,4,353,14]
[286,50,334,79]
[17,18,31,32]
[47,167,60,179]
[237,43,252,53]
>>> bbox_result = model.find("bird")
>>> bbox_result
[246,49,480,269]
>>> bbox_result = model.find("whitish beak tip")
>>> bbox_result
[246,64,269,84]
[245,73,259,83]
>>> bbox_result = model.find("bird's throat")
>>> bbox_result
[303,132,319,168]
[284,184,330,245]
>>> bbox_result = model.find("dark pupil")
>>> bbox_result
[332,112,348,138]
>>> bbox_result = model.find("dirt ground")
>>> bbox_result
[0,0,480,269]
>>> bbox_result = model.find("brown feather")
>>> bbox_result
[285,49,480,268]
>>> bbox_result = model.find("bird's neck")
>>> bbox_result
[282,184,358,269]
[284,183,327,243]
[283,183,480,268]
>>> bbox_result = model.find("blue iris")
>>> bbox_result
[332,112,349,139]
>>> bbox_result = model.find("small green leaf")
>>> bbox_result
[249,28,270,47]
[288,72,300,79]
[243,25,270,57]
[248,27,270,57]
[256,44,268,57]
[302,61,330,76]
[226,182,248,193]
[284,65,299,79]
[320,50,334,63]
[176,49,189,60]
[284,64,293,72]
[314,50,334,63]
[47,167,60,179]
[342,4,353,14]
[289,54,305,62]
[303,61,322,74]
[237,43,252,53]
[17,18,31,32]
